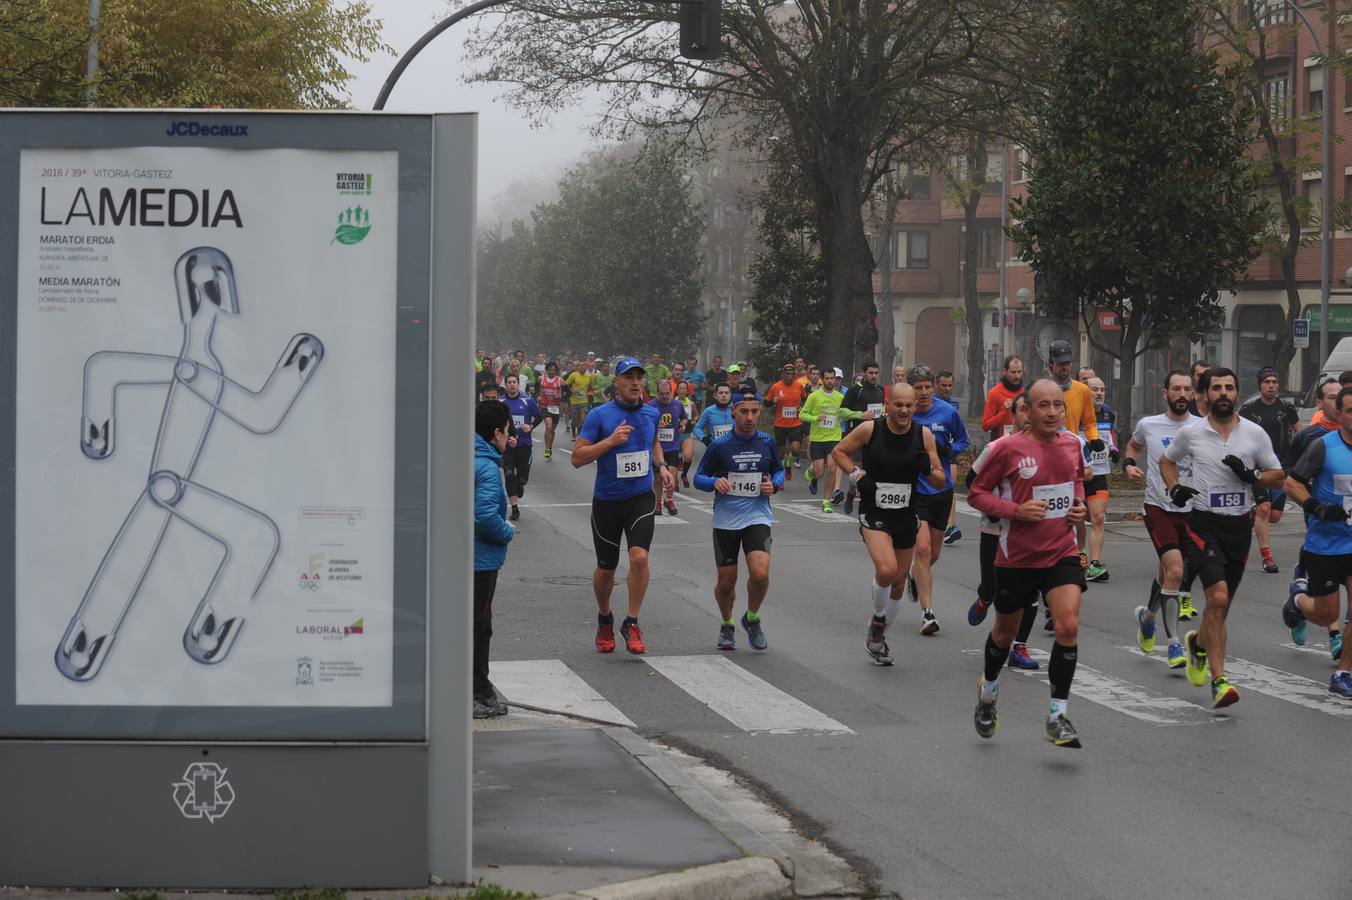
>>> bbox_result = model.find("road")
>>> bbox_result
[488,433,1343,899]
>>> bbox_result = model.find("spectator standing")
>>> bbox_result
[473,400,515,719]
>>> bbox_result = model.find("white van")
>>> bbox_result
[1299,336,1352,423]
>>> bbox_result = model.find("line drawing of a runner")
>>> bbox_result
[56,246,325,682]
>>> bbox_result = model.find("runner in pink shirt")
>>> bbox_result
[967,379,1088,748]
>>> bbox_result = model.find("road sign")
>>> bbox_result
[1294,318,1310,349]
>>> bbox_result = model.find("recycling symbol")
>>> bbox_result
[172,762,235,823]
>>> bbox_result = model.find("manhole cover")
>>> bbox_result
[515,575,593,586]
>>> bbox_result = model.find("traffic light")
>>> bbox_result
[679,0,721,60]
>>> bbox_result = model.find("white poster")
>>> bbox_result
[15,147,398,707]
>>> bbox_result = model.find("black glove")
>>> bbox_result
[1303,497,1350,522]
[1222,454,1259,484]
[1109,448,1120,464]
[912,450,932,475]
[1169,484,1201,508]
[1088,438,1106,453]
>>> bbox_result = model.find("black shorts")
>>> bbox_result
[591,493,657,570]
[857,508,919,550]
[809,440,839,461]
[1185,510,1251,595]
[774,425,804,445]
[1253,486,1288,511]
[1085,474,1109,500]
[993,556,1085,615]
[502,445,533,497]
[663,448,684,468]
[1299,550,1352,597]
[712,524,773,567]
[1143,503,1190,557]
[914,489,954,529]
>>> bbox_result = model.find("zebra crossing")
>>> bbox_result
[495,638,1351,738]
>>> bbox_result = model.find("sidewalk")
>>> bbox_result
[472,708,866,899]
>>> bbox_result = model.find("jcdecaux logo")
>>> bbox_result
[164,121,249,137]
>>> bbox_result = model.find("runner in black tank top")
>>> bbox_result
[832,383,947,665]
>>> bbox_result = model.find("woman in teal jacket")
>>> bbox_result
[474,400,514,718]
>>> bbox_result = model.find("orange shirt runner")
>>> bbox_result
[766,379,809,429]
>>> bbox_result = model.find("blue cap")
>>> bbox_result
[615,356,645,375]
[732,390,761,407]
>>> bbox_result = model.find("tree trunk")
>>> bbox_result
[1112,312,1142,451]
[818,161,877,373]
[961,143,988,417]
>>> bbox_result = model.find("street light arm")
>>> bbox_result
[372,0,513,111]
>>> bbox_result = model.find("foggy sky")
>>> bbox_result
[346,1,607,220]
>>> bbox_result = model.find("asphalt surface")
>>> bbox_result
[490,430,1342,900]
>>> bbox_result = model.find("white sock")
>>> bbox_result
[884,597,903,627]
[871,579,890,617]
[1049,698,1068,722]
[980,677,999,703]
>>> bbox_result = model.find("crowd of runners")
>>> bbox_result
[471,343,1352,745]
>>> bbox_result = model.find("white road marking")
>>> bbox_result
[955,499,979,518]
[646,655,855,735]
[1279,641,1336,659]
[654,516,691,525]
[965,648,1218,726]
[778,504,854,524]
[520,502,593,508]
[1124,647,1352,719]
[492,659,636,727]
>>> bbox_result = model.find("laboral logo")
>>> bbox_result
[297,618,365,640]
[333,204,371,245]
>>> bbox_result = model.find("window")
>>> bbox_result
[1014,147,1031,182]
[894,230,930,269]
[895,163,931,200]
[1309,65,1324,116]
[1265,75,1289,122]
[976,227,1002,269]
[1237,305,1284,383]
[1259,0,1288,26]
[1307,178,1323,227]
[984,154,1004,192]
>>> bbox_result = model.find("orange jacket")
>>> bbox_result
[982,381,1021,436]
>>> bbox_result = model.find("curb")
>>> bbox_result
[540,856,793,900]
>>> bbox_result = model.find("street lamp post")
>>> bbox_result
[996,142,1010,375]
[84,0,100,107]
[1283,2,1332,367]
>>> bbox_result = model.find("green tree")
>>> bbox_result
[747,158,828,375]
[0,0,386,109]
[459,0,1057,373]
[1009,0,1265,431]
[477,144,707,355]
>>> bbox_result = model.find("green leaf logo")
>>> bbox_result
[332,205,372,245]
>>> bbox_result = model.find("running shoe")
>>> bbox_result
[967,597,990,627]
[1007,643,1039,670]
[843,491,855,514]
[717,623,736,651]
[1044,715,1082,748]
[1211,676,1239,708]
[1284,567,1309,645]
[741,612,768,651]
[943,525,961,545]
[1185,630,1208,687]
[665,498,678,516]
[509,505,521,521]
[1178,593,1197,620]
[544,448,552,460]
[620,620,646,654]
[920,610,940,635]
[1134,605,1156,654]
[595,618,616,653]
[821,500,834,514]
[1329,671,1352,699]
[974,680,999,739]
[831,489,846,506]
[472,698,497,720]
[865,616,892,666]
[1332,632,1344,661]
[1167,641,1186,669]
[1262,557,1279,574]
[1086,561,1108,582]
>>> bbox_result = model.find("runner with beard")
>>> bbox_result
[982,356,1025,441]
[501,374,542,522]
[967,379,1089,747]
[1122,370,1195,668]
[840,361,885,514]
[1160,367,1284,708]
[766,364,808,478]
[832,381,946,665]
[1239,367,1298,574]
[538,361,564,460]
